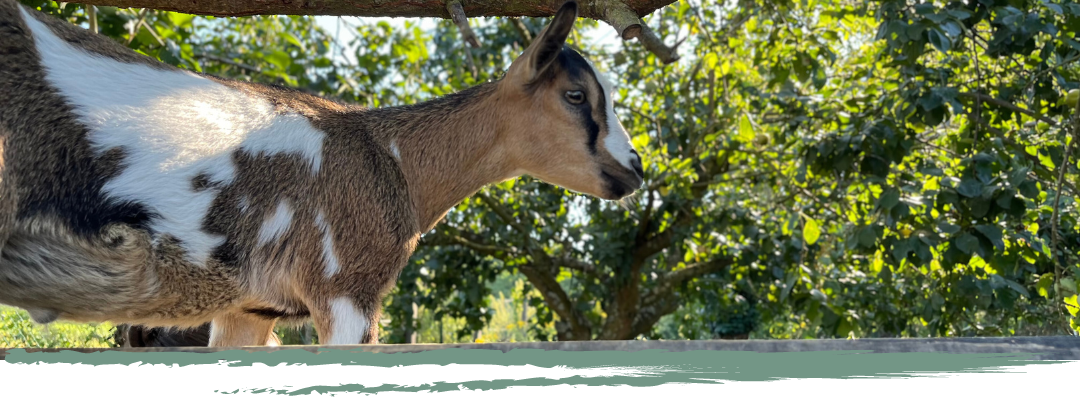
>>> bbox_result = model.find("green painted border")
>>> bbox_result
[2,343,1074,394]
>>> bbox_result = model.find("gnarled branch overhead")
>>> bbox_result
[446,0,480,48]
[73,0,683,63]
[72,0,677,19]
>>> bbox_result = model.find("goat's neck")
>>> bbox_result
[369,82,515,232]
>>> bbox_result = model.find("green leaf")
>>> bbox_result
[957,179,983,198]
[921,167,945,176]
[266,50,292,70]
[737,114,755,143]
[1019,180,1040,198]
[1061,277,1078,295]
[956,233,979,254]
[940,21,963,37]
[1001,277,1030,298]
[282,33,305,52]
[928,28,952,53]
[969,198,990,218]
[947,9,972,19]
[804,217,821,245]
[995,192,1015,209]
[938,222,961,234]
[168,13,196,28]
[925,13,948,23]
[1008,167,1030,186]
[878,188,900,210]
[973,225,1004,250]
[914,4,936,15]
[892,238,913,261]
[858,226,877,248]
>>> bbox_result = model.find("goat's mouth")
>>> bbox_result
[600,168,643,200]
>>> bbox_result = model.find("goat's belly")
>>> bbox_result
[0,220,243,326]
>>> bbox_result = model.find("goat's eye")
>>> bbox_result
[564,90,585,104]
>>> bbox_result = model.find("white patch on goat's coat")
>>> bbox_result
[257,200,293,246]
[327,297,368,344]
[584,60,636,170]
[389,140,401,161]
[314,212,342,277]
[21,9,326,265]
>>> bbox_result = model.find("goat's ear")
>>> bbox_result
[507,1,578,84]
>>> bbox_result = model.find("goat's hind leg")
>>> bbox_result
[208,311,279,347]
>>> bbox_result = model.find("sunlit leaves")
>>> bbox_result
[803,217,821,245]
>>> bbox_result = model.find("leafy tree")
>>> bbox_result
[389,0,1080,341]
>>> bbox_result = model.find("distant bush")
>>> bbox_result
[0,306,117,348]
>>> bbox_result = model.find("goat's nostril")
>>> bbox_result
[631,157,644,178]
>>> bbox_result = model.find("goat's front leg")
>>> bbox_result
[298,242,406,345]
[208,311,279,347]
[306,295,379,345]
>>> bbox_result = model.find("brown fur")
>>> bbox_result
[0,1,641,346]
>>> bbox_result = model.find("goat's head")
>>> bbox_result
[498,1,644,200]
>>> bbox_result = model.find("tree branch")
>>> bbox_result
[72,0,675,19]
[473,191,592,338]
[958,91,1058,127]
[645,257,734,305]
[633,21,681,64]
[517,262,592,340]
[598,0,679,63]
[510,18,534,46]
[421,229,507,257]
[193,53,263,74]
[75,0,681,63]
[476,192,533,237]
[447,0,480,48]
[1051,96,1080,329]
[631,257,734,337]
[556,255,597,275]
[632,146,730,262]
[600,0,641,39]
[86,4,98,33]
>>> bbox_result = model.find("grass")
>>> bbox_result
[0,306,117,348]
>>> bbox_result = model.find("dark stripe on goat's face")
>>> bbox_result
[580,103,600,154]
[601,171,628,199]
[556,47,605,155]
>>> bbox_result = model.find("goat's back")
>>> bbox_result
[0,1,417,328]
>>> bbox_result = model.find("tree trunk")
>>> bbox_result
[408,302,419,344]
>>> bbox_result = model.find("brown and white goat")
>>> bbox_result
[0,0,643,346]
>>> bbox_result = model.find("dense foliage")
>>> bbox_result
[3,0,1078,347]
